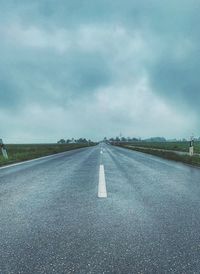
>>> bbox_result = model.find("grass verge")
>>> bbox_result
[0,143,96,167]
[116,141,200,153]
[118,144,200,167]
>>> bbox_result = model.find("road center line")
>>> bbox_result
[98,164,107,198]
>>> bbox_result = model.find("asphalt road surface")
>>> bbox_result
[0,144,200,274]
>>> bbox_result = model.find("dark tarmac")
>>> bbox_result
[0,144,200,273]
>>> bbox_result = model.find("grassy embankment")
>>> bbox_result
[0,143,95,167]
[116,141,200,167]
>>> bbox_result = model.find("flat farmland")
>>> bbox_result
[122,141,200,153]
[0,143,94,167]
[116,141,200,167]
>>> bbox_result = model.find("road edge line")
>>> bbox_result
[0,148,87,170]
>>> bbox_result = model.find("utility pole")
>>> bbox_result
[0,139,8,159]
[189,135,194,156]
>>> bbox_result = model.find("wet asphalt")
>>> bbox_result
[0,144,200,274]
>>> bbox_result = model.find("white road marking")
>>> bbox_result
[98,164,107,198]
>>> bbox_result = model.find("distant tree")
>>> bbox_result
[168,138,177,142]
[145,137,166,142]
[121,137,127,142]
[57,139,66,144]
[76,138,88,143]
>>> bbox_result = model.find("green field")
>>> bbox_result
[116,141,200,167]
[120,141,200,153]
[0,143,95,167]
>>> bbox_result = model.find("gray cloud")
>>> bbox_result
[0,0,200,142]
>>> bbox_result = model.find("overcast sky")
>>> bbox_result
[0,0,200,143]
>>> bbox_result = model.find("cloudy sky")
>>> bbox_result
[0,0,200,143]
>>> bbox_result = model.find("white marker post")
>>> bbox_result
[0,139,8,159]
[189,136,194,156]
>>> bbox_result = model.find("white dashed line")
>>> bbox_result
[98,164,107,198]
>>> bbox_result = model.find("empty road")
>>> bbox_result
[0,144,200,273]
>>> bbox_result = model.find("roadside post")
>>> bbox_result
[0,139,8,159]
[189,136,194,156]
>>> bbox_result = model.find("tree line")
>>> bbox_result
[57,138,93,144]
